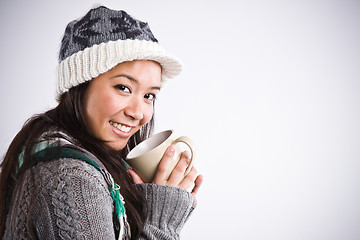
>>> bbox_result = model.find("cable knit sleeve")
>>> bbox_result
[4,158,116,239]
[136,184,196,240]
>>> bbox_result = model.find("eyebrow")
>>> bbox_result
[113,74,161,91]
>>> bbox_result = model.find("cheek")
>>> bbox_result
[85,91,118,123]
[101,95,120,115]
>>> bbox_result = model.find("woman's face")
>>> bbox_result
[83,60,162,150]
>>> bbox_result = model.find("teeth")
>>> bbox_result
[109,121,131,133]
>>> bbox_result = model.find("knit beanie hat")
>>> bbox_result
[57,5,182,95]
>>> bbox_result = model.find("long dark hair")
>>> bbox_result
[0,81,151,239]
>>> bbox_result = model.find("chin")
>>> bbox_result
[107,140,128,151]
[112,144,127,151]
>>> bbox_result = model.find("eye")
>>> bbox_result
[144,93,156,101]
[114,84,131,93]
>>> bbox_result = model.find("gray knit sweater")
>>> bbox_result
[4,138,195,239]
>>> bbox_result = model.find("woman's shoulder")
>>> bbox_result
[31,130,108,184]
[33,157,108,188]
[26,131,117,208]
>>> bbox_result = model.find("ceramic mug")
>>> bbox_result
[126,130,195,183]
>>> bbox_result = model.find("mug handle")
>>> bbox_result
[172,136,195,176]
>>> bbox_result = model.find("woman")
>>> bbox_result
[0,5,203,239]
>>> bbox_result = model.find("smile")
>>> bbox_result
[109,120,132,133]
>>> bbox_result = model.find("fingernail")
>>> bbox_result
[184,151,191,163]
[169,145,175,152]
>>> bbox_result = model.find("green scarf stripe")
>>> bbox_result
[33,147,101,172]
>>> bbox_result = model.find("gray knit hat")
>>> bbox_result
[57,5,182,95]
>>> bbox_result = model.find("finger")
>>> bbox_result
[178,166,197,190]
[127,169,144,184]
[191,175,203,206]
[152,145,175,183]
[191,174,204,196]
[167,150,191,185]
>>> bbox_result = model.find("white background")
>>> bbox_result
[1,1,360,239]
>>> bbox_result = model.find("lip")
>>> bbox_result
[109,120,136,137]
[110,120,135,128]
[110,123,132,138]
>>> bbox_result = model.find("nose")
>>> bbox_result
[124,97,144,121]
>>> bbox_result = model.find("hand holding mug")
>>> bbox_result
[126,130,203,198]
[128,144,203,204]
[126,130,195,183]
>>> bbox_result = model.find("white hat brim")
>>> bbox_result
[57,39,183,95]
